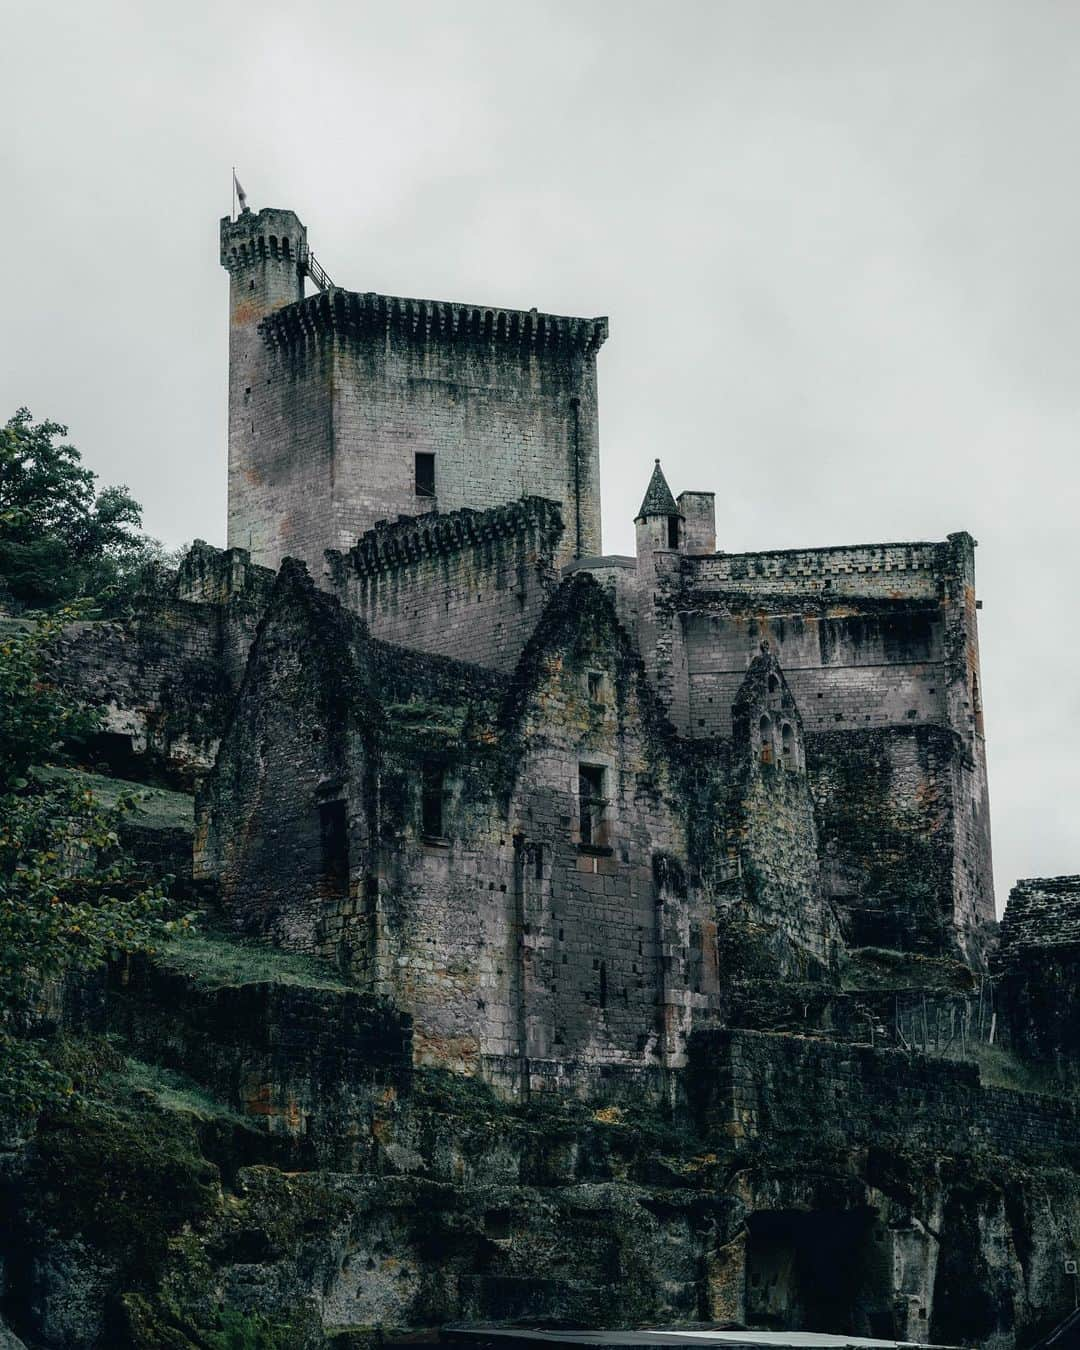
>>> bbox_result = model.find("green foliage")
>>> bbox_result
[0,407,167,611]
[0,604,97,793]
[207,1307,305,1350]
[934,1042,1071,1099]
[34,765,195,831]
[157,924,355,992]
[119,1057,249,1126]
[28,1089,218,1280]
[0,609,185,1118]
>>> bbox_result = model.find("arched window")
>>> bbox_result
[759,715,774,765]
[781,722,795,768]
[268,234,279,258]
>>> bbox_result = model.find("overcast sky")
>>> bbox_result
[3,0,1077,909]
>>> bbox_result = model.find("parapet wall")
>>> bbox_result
[327,498,563,672]
[690,540,948,600]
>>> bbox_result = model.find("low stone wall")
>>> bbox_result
[688,1028,1079,1161]
[108,959,412,1169]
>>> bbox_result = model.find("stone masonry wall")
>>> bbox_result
[199,568,782,1094]
[684,608,945,739]
[664,532,993,955]
[326,498,563,672]
[997,876,1080,1087]
[230,281,606,574]
[806,725,963,953]
[689,1028,1080,1160]
[55,544,273,787]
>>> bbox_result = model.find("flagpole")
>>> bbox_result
[232,166,236,221]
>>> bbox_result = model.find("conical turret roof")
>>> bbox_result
[635,459,679,520]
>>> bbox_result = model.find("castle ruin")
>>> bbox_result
[202,200,996,1089]
[23,196,1079,1349]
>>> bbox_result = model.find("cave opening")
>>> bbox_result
[745,1207,893,1338]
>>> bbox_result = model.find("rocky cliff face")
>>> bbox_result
[3,916,1078,1350]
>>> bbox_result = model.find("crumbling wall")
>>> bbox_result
[806,725,961,953]
[194,560,379,956]
[722,651,839,972]
[54,542,274,787]
[639,531,994,959]
[684,606,946,738]
[997,876,1080,1088]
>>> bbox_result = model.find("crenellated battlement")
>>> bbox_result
[334,496,564,581]
[220,206,306,274]
[259,288,608,354]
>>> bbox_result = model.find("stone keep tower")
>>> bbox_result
[220,206,307,567]
[221,203,608,574]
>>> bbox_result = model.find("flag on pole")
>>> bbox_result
[233,170,248,215]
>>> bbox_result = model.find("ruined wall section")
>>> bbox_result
[194,561,382,955]
[806,726,963,954]
[724,654,840,972]
[238,288,606,574]
[56,543,274,787]
[684,608,946,738]
[997,876,1080,1088]
[326,498,563,672]
[682,542,949,738]
[669,533,993,955]
[350,638,514,1076]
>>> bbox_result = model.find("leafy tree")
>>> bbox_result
[0,409,154,611]
[0,609,182,1118]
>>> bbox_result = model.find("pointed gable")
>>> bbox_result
[635,458,679,521]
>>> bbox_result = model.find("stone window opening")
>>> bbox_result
[421,761,446,840]
[318,799,349,898]
[667,515,680,549]
[598,960,608,1009]
[414,451,436,499]
[781,722,796,769]
[759,715,774,765]
[767,673,782,710]
[578,764,607,847]
[587,670,606,704]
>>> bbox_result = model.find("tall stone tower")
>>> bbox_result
[220,201,607,575]
[220,206,308,564]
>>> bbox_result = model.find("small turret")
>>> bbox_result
[635,459,683,555]
[220,205,306,324]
